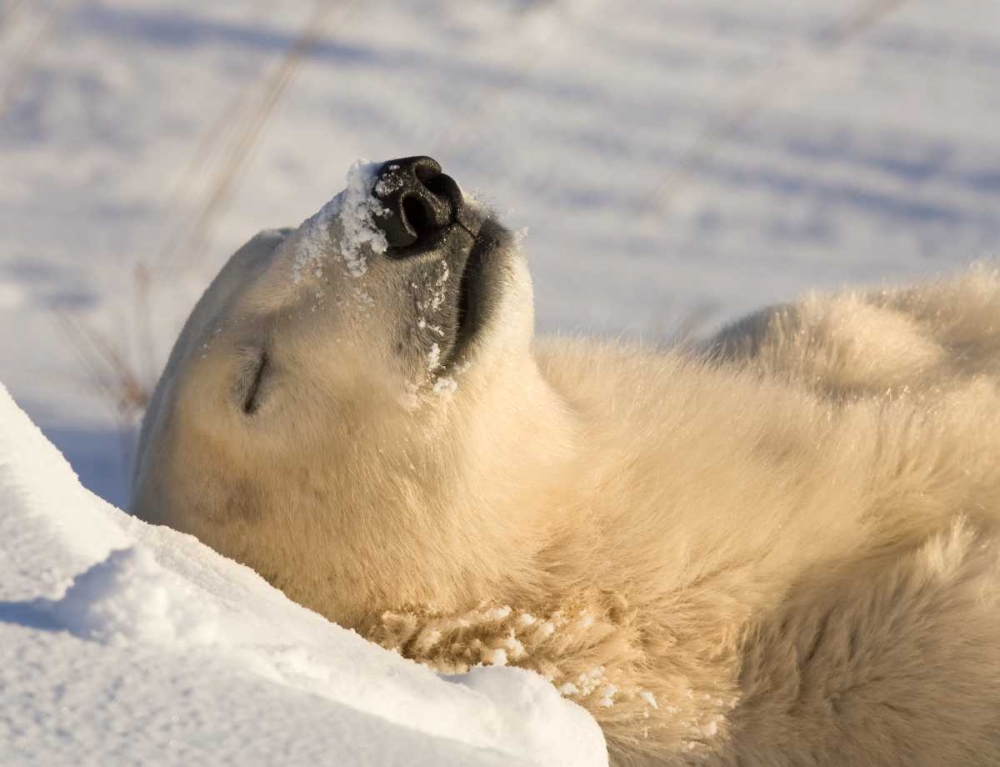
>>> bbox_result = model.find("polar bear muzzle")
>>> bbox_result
[368,156,511,372]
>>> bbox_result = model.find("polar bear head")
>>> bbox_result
[131,158,575,627]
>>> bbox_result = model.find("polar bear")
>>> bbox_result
[131,157,1000,766]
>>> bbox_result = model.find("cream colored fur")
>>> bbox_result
[132,211,1000,766]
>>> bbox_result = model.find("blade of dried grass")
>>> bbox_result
[157,0,356,277]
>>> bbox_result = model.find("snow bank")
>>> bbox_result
[0,383,607,767]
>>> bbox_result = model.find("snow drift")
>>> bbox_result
[0,382,607,766]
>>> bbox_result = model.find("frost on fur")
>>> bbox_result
[293,160,389,283]
[367,592,732,755]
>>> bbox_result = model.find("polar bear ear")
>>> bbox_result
[251,227,295,249]
[231,228,294,272]
[222,228,294,271]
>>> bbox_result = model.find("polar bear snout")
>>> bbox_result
[371,156,465,256]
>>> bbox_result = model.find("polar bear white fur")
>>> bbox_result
[131,163,1000,766]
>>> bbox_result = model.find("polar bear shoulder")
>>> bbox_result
[709,263,1000,398]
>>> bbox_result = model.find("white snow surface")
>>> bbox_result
[0,383,607,767]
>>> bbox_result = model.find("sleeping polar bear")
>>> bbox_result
[131,157,1000,766]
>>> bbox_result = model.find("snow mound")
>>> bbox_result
[45,546,220,647]
[0,382,607,767]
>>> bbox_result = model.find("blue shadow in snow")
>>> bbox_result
[0,599,60,632]
[73,5,596,101]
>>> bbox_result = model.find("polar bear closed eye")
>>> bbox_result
[132,157,1000,766]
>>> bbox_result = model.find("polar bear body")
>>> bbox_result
[132,162,1000,765]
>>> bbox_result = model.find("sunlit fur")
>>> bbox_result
[133,208,1000,766]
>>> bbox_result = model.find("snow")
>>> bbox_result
[292,160,388,283]
[0,383,607,766]
[331,159,390,277]
[428,341,442,370]
[43,546,220,646]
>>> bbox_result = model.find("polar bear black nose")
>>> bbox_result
[372,156,462,253]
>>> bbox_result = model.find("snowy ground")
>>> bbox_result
[1,0,999,762]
